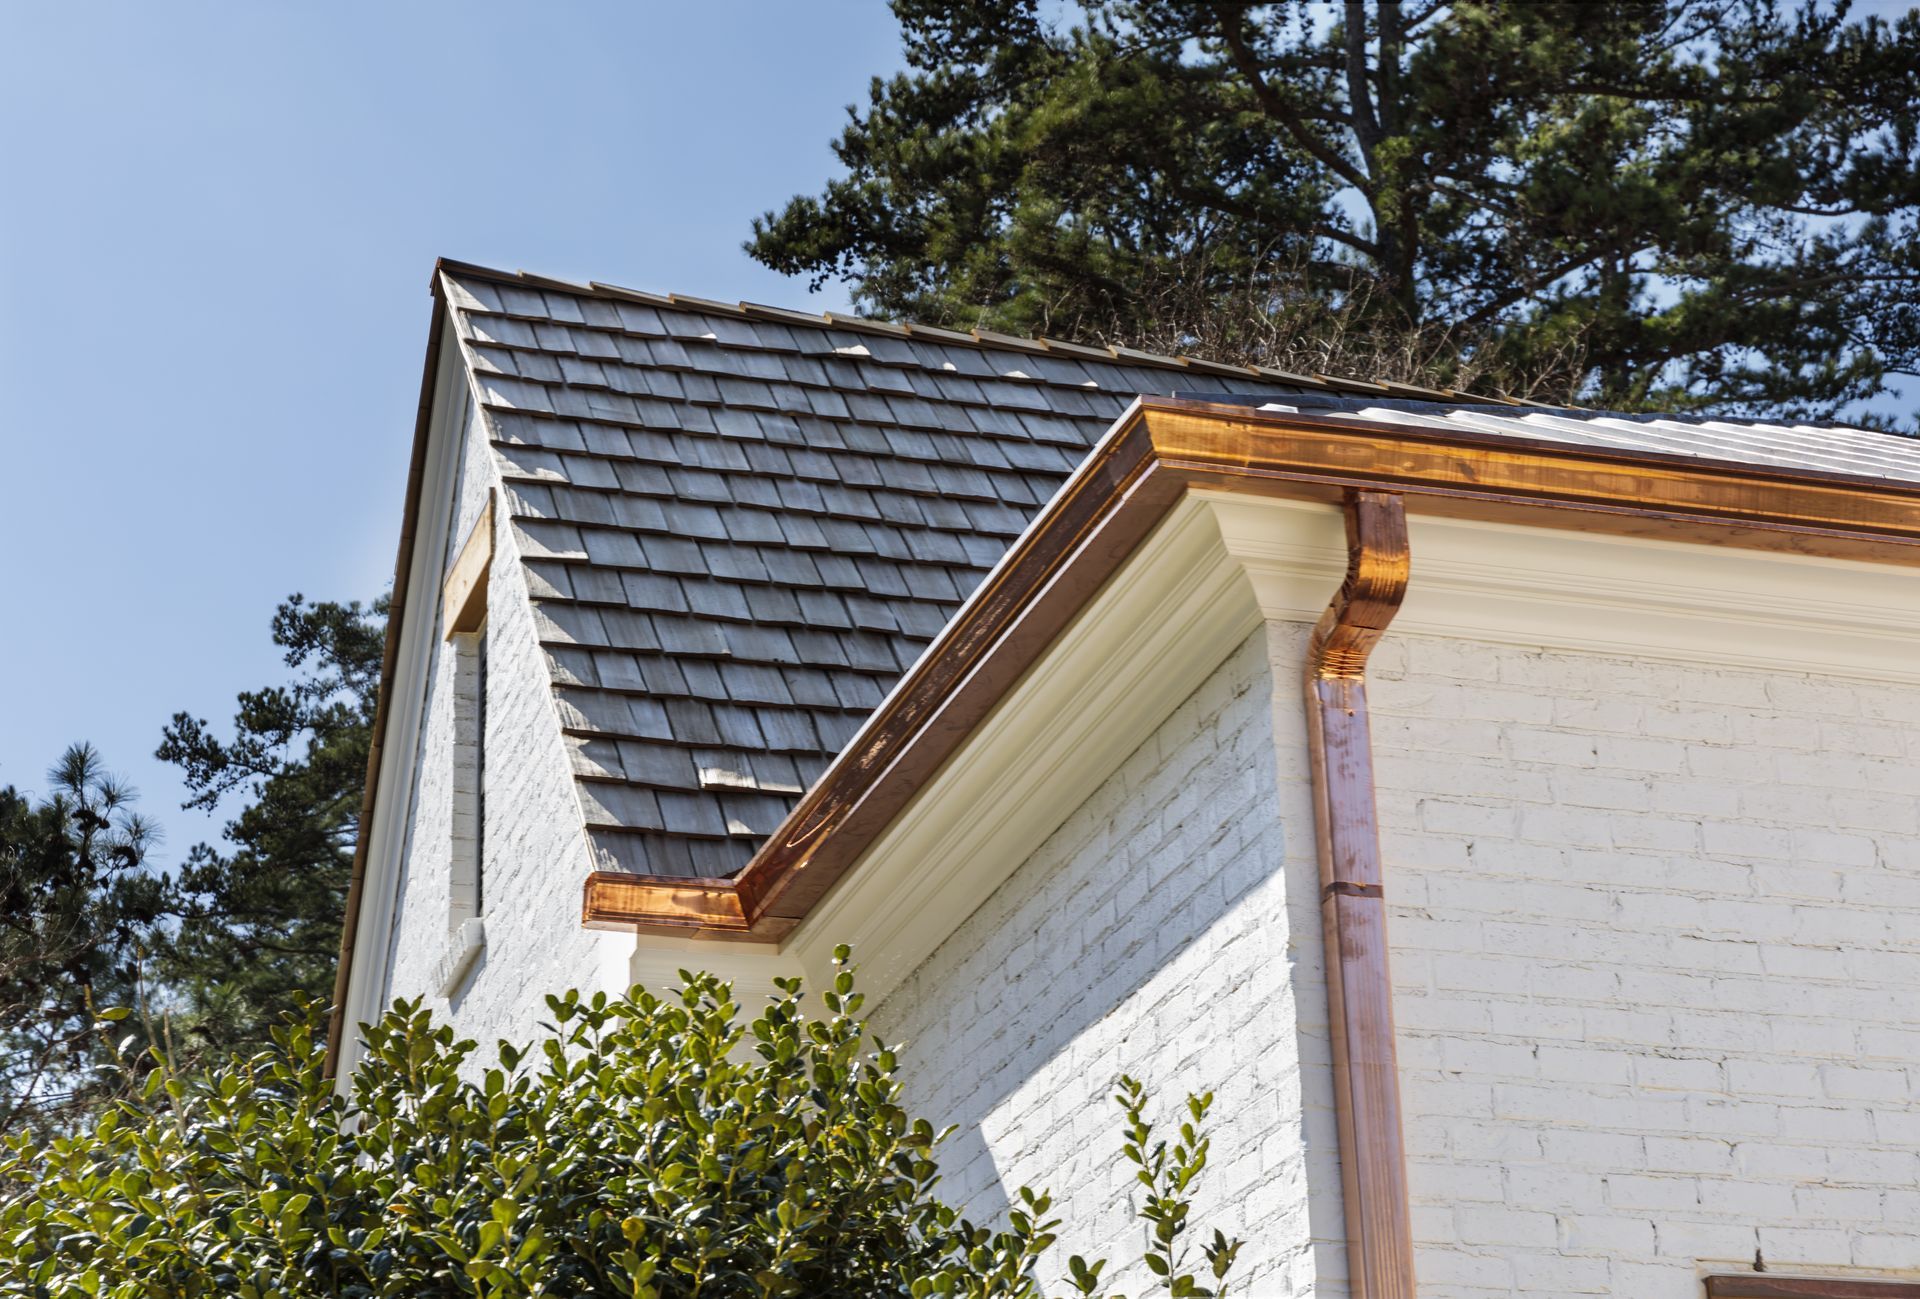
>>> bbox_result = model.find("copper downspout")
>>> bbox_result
[1305,489,1415,1299]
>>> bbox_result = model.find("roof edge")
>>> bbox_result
[325,269,456,1076]
[429,256,1535,409]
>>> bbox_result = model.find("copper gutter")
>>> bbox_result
[1305,490,1414,1299]
[585,396,1920,940]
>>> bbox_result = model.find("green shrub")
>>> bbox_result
[0,948,1239,1298]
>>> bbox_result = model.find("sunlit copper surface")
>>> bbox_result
[1147,399,1920,561]
[1304,490,1415,1299]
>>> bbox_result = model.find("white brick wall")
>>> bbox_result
[1367,634,1920,1297]
[385,405,628,1046]
[872,628,1342,1297]
[877,616,1920,1299]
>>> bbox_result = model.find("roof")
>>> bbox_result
[437,263,1359,878]
[437,261,1916,884]
[328,262,1920,1069]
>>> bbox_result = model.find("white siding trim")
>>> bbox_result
[760,489,1920,1012]
[335,310,480,1080]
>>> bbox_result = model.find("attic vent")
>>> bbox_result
[835,343,873,358]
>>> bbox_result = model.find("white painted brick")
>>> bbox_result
[1536,1045,1632,1086]
[1819,1064,1909,1101]
[1652,1218,1756,1261]
[1794,1184,1885,1220]
[1594,735,1688,773]
[1853,1231,1920,1268]
[871,630,1330,1296]
[1776,1104,1876,1143]
[1698,1178,1797,1217]
[1455,1207,1558,1248]
[1614,1261,1706,1294]
[1636,1057,1727,1094]
[1702,820,1793,860]
[1757,1224,1855,1265]
[1651,776,1746,818]
[1511,1252,1612,1293]
[1550,771,1652,811]
[1367,636,1920,1296]
[384,405,626,1053]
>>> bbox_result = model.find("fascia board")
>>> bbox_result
[332,305,481,1081]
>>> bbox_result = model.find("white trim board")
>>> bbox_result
[1205,492,1920,683]
[335,309,482,1082]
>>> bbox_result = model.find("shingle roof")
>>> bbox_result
[439,263,1916,881]
[440,265,1355,878]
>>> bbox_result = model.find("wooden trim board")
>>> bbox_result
[442,492,493,638]
[1707,1276,1920,1298]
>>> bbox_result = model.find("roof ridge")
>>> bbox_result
[430,255,1514,407]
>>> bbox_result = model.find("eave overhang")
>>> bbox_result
[583,395,1920,939]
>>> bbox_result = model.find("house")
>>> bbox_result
[331,259,1920,1299]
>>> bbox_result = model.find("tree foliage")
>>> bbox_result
[750,0,1920,416]
[154,594,384,1062]
[0,746,165,1134]
[0,597,382,1133]
[1,956,1240,1299]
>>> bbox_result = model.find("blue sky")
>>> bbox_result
[0,3,898,864]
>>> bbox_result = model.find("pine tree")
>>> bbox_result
[0,745,164,1133]
[750,0,1920,418]
[154,594,384,1062]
